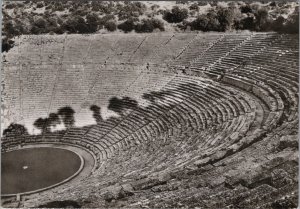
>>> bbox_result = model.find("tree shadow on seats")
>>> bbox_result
[37,200,81,208]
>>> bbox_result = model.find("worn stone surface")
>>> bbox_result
[1,32,298,208]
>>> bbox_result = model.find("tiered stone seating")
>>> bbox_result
[171,33,223,67]
[1,32,298,208]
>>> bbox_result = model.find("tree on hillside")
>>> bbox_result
[3,123,28,137]
[58,106,76,128]
[217,7,235,31]
[190,10,221,32]
[104,20,117,31]
[86,13,100,33]
[163,6,188,23]
[284,7,299,34]
[31,17,48,34]
[118,18,137,33]
[254,8,272,31]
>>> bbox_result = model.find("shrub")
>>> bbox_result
[240,4,253,13]
[135,19,154,33]
[189,3,199,11]
[5,3,16,9]
[36,2,44,8]
[117,18,137,33]
[104,20,117,31]
[254,8,272,31]
[284,8,299,33]
[236,16,255,30]
[118,2,146,21]
[163,6,188,23]
[190,10,221,31]
[216,7,235,31]
[86,13,100,32]
[31,17,48,34]
[2,38,15,52]
[135,19,165,33]
[151,18,165,31]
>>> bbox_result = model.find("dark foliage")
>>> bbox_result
[254,8,272,31]
[217,7,235,31]
[240,4,252,13]
[3,123,28,137]
[189,3,199,12]
[163,6,188,23]
[2,38,15,53]
[117,18,137,33]
[135,19,164,33]
[118,2,146,21]
[190,12,220,31]
[284,7,299,34]
[104,20,117,31]
[236,16,255,30]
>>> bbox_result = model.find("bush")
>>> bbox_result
[254,8,272,31]
[189,3,199,12]
[217,7,235,31]
[5,3,16,9]
[2,38,15,53]
[240,4,253,13]
[105,20,117,31]
[163,6,188,23]
[118,2,146,21]
[117,18,137,33]
[284,8,299,33]
[151,18,165,31]
[86,13,100,33]
[31,17,48,34]
[135,19,154,33]
[236,16,255,30]
[190,10,221,31]
[36,2,44,8]
[135,19,165,33]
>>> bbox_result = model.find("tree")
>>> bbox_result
[104,20,117,31]
[163,6,188,23]
[217,7,235,31]
[86,13,100,33]
[236,16,255,30]
[3,123,28,137]
[58,106,75,128]
[2,38,15,53]
[191,10,221,32]
[254,8,271,31]
[135,19,154,33]
[284,8,299,34]
[240,4,252,14]
[118,18,137,33]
